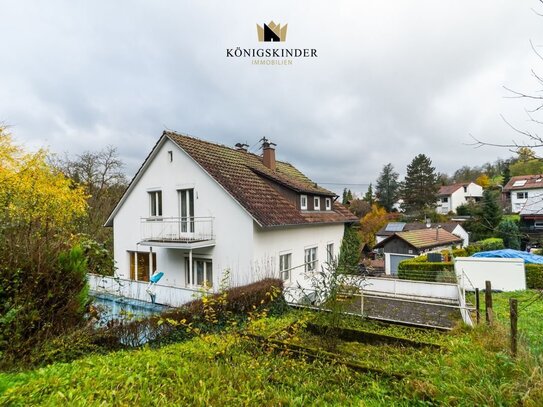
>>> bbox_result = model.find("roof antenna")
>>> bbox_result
[259,137,276,150]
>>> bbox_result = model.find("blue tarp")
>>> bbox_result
[472,249,543,264]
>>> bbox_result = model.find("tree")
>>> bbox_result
[497,218,521,250]
[359,205,393,248]
[375,163,400,211]
[509,158,543,176]
[401,154,438,216]
[341,188,353,205]
[338,226,361,273]
[363,183,374,206]
[53,146,128,247]
[348,198,371,218]
[465,189,503,241]
[475,174,491,188]
[0,128,89,366]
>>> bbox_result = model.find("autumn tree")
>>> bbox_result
[475,174,491,188]
[401,154,438,217]
[375,163,400,211]
[359,205,394,248]
[348,198,371,218]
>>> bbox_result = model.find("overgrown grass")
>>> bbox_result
[2,309,543,406]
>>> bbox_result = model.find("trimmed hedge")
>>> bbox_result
[526,264,543,289]
[397,259,455,282]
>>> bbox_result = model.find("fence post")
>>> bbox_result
[485,280,493,325]
[510,298,518,356]
[475,288,480,324]
[360,287,364,316]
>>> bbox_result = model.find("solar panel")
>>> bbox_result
[385,222,406,232]
[513,180,527,187]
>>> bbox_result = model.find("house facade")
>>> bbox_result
[104,132,356,300]
[436,182,483,214]
[374,228,463,256]
[503,175,543,214]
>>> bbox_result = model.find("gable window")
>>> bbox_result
[325,198,331,210]
[441,197,448,203]
[517,192,528,199]
[185,258,213,287]
[129,251,157,282]
[314,197,320,210]
[305,247,317,272]
[463,186,467,193]
[149,191,162,217]
[326,243,334,264]
[279,253,292,281]
[300,195,308,210]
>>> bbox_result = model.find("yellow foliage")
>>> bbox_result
[475,174,490,188]
[0,128,87,232]
[359,204,392,247]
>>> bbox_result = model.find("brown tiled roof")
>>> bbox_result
[503,174,543,192]
[166,132,357,227]
[376,222,462,237]
[374,228,462,250]
[438,183,469,196]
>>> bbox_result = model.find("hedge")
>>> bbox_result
[525,264,543,289]
[397,260,455,282]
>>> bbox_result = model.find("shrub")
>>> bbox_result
[465,244,483,256]
[338,226,361,273]
[477,238,504,251]
[525,264,543,289]
[397,259,454,282]
[452,248,468,257]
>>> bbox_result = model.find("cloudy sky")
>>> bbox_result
[1,1,542,195]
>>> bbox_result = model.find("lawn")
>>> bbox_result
[1,309,543,406]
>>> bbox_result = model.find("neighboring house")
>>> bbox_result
[373,228,463,256]
[519,195,543,241]
[436,182,483,214]
[376,222,469,247]
[104,131,357,299]
[503,175,543,213]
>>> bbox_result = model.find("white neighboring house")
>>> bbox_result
[503,174,543,213]
[436,182,483,214]
[101,131,356,305]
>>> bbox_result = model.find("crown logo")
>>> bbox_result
[257,21,288,42]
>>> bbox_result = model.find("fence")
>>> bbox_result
[88,274,201,307]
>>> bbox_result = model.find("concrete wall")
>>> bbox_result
[113,138,255,288]
[454,257,526,291]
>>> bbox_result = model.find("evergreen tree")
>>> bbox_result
[363,183,374,206]
[342,188,348,205]
[480,189,502,232]
[375,163,400,211]
[502,164,511,187]
[497,218,521,250]
[347,189,353,202]
[401,154,439,216]
[338,226,361,273]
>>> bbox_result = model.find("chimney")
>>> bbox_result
[235,142,248,152]
[436,225,441,241]
[261,137,276,170]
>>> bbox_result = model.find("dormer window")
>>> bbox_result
[325,198,331,210]
[300,195,308,210]
[314,197,320,210]
[149,190,162,217]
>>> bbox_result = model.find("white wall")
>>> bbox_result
[252,223,345,288]
[451,183,483,213]
[454,257,526,291]
[113,138,255,288]
[511,187,543,213]
[452,225,469,247]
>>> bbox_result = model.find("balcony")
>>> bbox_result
[140,217,215,249]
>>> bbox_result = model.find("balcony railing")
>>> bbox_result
[140,216,214,243]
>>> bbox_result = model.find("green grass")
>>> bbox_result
[1,310,543,406]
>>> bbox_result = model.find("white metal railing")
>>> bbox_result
[140,216,214,242]
[88,274,202,307]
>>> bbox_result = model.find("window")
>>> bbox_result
[300,195,308,210]
[314,197,320,210]
[326,243,334,264]
[185,258,213,287]
[149,191,162,217]
[168,150,173,162]
[463,186,467,193]
[279,253,291,281]
[179,189,195,233]
[517,192,528,199]
[325,198,331,210]
[129,251,157,282]
[305,247,317,272]
[513,180,527,187]
[441,197,448,203]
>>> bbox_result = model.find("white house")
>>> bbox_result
[102,131,356,305]
[504,174,543,213]
[436,182,483,214]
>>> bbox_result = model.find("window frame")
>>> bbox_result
[326,243,334,264]
[314,196,320,210]
[517,192,528,200]
[279,253,292,281]
[185,257,213,287]
[149,190,163,217]
[304,247,318,272]
[325,197,332,210]
[300,195,308,210]
[128,251,157,282]
[441,197,449,203]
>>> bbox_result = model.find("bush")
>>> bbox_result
[397,259,454,282]
[452,248,468,257]
[107,279,286,347]
[477,238,504,251]
[465,244,483,256]
[526,264,543,289]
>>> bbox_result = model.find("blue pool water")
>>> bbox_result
[90,291,169,326]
